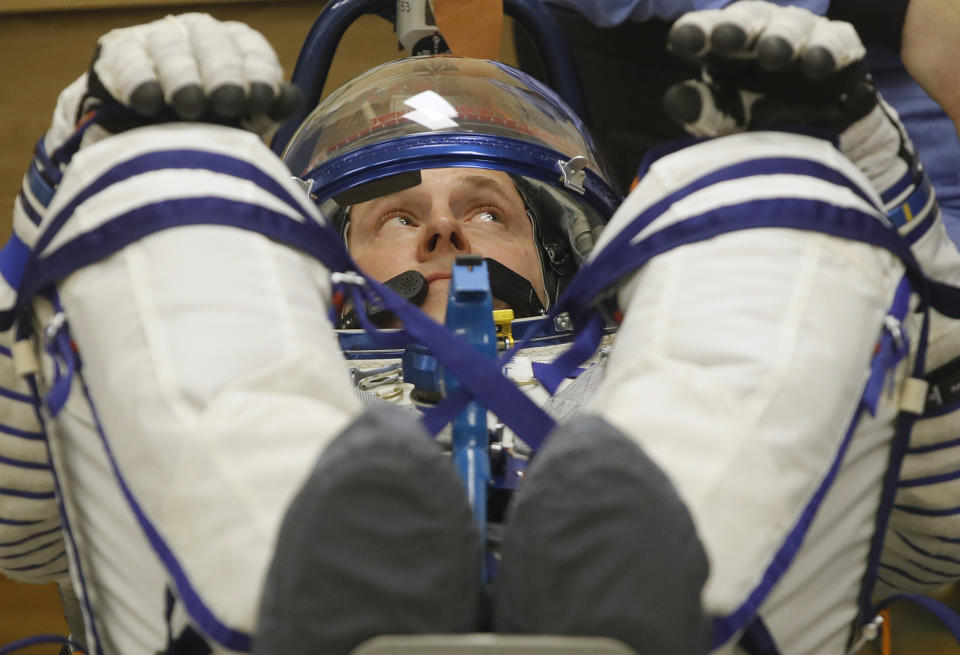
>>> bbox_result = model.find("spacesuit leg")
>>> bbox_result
[30,125,363,654]
[586,131,913,653]
[493,413,710,654]
[254,405,483,655]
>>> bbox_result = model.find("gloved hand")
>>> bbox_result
[662,1,917,212]
[18,13,302,237]
[49,13,301,157]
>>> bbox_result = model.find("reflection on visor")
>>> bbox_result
[403,90,459,130]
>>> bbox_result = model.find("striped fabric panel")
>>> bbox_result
[0,320,61,584]
[881,465,960,594]
[877,562,947,589]
[876,529,960,593]
[900,467,960,488]
[1,547,67,581]
[0,327,48,464]
[0,516,64,583]
[892,530,960,567]
[3,565,68,584]
[0,537,63,563]
[0,496,65,584]
[0,523,61,548]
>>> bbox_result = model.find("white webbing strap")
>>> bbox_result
[13,339,39,376]
[900,377,930,415]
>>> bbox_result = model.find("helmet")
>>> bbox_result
[282,56,620,319]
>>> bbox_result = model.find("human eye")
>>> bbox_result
[379,211,417,230]
[469,208,504,224]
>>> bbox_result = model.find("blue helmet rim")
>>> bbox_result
[297,132,622,219]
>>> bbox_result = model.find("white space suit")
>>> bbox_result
[4,6,960,655]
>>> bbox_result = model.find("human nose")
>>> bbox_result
[417,210,471,260]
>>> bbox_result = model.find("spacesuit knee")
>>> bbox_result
[494,413,710,655]
[583,130,913,652]
[255,405,483,655]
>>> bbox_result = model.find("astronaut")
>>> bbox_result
[3,4,960,655]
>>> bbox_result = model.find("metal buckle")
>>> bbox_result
[557,156,588,194]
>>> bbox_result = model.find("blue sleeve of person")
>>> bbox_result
[541,0,828,27]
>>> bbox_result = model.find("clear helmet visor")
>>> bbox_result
[282,56,614,182]
[281,56,621,320]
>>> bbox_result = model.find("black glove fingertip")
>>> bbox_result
[663,84,703,125]
[268,83,303,122]
[757,36,794,71]
[172,85,206,121]
[129,81,164,117]
[711,23,747,54]
[668,24,707,59]
[210,84,245,120]
[802,46,836,80]
[247,82,275,116]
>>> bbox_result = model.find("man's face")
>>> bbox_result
[347,168,546,323]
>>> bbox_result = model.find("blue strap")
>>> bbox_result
[36,292,79,418]
[0,234,30,290]
[386,284,557,446]
[856,289,933,634]
[530,360,586,384]
[533,311,606,394]
[26,160,56,211]
[861,279,913,416]
[887,173,934,229]
[418,301,605,448]
[876,592,960,642]
[44,328,77,418]
[34,136,63,188]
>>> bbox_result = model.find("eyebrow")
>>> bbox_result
[351,173,518,229]
[455,174,512,196]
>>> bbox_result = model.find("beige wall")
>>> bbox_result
[0,0,262,13]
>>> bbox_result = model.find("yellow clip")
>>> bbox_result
[902,201,914,223]
[493,309,514,350]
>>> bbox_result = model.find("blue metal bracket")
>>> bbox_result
[443,255,497,566]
